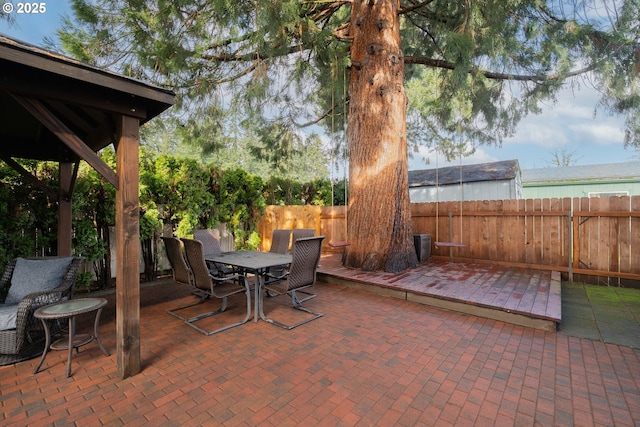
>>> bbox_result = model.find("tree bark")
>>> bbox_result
[344,0,418,273]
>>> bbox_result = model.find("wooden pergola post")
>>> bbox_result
[2,36,175,379]
[115,115,141,378]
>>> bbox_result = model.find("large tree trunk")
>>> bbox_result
[343,0,417,273]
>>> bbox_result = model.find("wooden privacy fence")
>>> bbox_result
[257,196,640,285]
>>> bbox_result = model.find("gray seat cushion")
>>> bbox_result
[0,304,18,331]
[5,257,73,305]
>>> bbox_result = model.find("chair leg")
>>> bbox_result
[167,291,211,322]
[293,289,316,303]
[184,296,229,324]
[185,279,252,336]
[259,286,323,330]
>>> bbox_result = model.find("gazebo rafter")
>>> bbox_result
[0,36,175,379]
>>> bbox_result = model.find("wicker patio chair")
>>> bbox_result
[269,229,292,254]
[259,236,325,330]
[291,228,316,249]
[0,256,82,365]
[193,229,235,277]
[180,238,251,335]
[265,229,292,291]
[283,228,318,302]
[162,237,211,322]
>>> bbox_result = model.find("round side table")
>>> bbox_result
[33,297,110,378]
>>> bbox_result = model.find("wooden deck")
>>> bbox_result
[317,253,562,331]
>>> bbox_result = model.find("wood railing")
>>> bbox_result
[257,196,640,285]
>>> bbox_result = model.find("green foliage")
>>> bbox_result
[213,168,266,248]
[58,0,640,157]
[331,178,348,207]
[140,209,162,240]
[72,219,107,263]
[240,231,261,251]
[0,160,59,276]
[72,219,107,290]
[140,208,163,282]
[140,153,216,233]
[263,177,339,206]
[75,272,94,292]
[1,148,337,284]
[71,151,116,289]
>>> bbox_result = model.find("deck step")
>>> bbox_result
[317,254,561,331]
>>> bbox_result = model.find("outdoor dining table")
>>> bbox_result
[206,251,292,322]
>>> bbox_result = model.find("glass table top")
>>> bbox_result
[35,298,107,318]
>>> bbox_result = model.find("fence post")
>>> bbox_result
[568,209,573,282]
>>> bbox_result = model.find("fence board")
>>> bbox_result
[495,199,504,262]
[595,197,610,275]
[259,196,640,284]
[547,199,558,266]
[320,206,347,251]
[610,196,625,279]
[578,197,592,271]
[632,197,640,275]
[514,199,525,264]
[533,199,543,265]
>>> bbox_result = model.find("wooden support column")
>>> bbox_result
[58,162,73,256]
[115,115,141,379]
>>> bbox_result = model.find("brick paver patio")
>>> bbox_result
[1,279,639,426]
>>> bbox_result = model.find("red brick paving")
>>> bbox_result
[1,279,639,426]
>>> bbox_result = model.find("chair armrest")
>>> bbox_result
[264,270,290,281]
[210,273,243,283]
[0,259,17,303]
[12,284,69,338]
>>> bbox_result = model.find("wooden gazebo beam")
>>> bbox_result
[115,115,141,378]
[12,95,119,188]
[1,35,175,379]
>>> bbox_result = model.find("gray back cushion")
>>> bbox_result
[0,304,18,331]
[5,257,73,304]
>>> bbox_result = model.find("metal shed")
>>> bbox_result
[522,161,640,199]
[408,160,522,202]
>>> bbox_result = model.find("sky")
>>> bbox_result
[1,1,638,172]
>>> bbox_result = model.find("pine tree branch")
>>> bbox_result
[404,56,596,82]
[200,44,308,62]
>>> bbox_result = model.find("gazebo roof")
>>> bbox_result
[0,35,175,162]
[0,35,175,378]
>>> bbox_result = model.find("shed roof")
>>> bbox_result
[408,160,520,187]
[522,161,640,183]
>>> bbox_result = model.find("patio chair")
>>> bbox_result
[259,236,325,330]
[180,238,251,335]
[277,228,318,303]
[291,228,316,249]
[162,237,211,321]
[265,229,292,291]
[269,229,292,254]
[193,229,235,277]
[0,256,82,365]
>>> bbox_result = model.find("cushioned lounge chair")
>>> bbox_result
[0,256,82,365]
